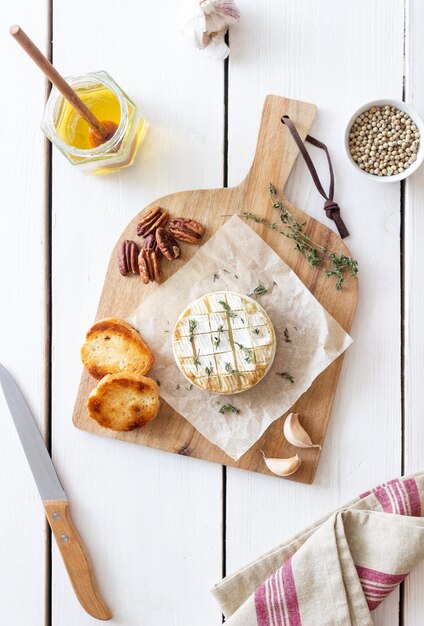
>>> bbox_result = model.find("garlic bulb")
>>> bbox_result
[283,413,321,450]
[260,451,301,477]
[181,0,240,61]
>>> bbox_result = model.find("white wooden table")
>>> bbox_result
[1,1,423,624]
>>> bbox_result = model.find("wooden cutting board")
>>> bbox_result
[73,95,358,484]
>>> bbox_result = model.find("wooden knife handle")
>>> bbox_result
[44,500,112,620]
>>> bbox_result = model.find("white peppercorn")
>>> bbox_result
[349,105,420,176]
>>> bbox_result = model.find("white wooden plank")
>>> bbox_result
[51,1,223,624]
[0,4,48,625]
[226,2,403,625]
[402,0,424,623]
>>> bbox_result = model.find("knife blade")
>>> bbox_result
[0,363,112,621]
[0,363,66,501]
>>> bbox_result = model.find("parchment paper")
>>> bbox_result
[130,216,352,460]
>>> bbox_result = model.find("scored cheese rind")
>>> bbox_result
[172,291,276,395]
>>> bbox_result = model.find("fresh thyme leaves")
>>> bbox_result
[219,300,244,322]
[253,328,260,335]
[185,383,193,391]
[193,350,201,368]
[212,324,224,348]
[284,328,292,343]
[241,212,267,224]
[205,363,214,377]
[276,372,295,384]
[219,300,237,318]
[325,253,359,290]
[156,380,161,386]
[250,281,268,297]
[213,272,219,282]
[219,403,240,415]
[188,318,197,342]
[176,384,180,390]
[243,349,253,363]
[225,362,240,375]
[240,184,358,291]
[235,342,253,363]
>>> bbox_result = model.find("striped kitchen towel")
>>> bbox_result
[211,472,424,625]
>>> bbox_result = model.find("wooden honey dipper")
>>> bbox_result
[10,25,118,147]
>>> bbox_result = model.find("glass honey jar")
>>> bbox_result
[41,71,147,174]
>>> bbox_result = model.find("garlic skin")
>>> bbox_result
[260,451,301,477]
[181,0,240,61]
[283,413,321,450]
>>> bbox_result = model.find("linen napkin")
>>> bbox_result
[212,472,424,625]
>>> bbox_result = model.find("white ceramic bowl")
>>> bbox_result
[344,99,424,183]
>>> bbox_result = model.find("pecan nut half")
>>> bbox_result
[138,248,162,284]
[118,240,139,276]
[143,233,162,258]
[136,206,169,237]
[155,227,180,260]
[169,217,205,244]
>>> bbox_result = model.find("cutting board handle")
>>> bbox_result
[240,95,317,194]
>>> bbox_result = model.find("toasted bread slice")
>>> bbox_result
[87,373,160,431]
[81,317,154,380]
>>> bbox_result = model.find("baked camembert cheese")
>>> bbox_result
[173,291,276,394]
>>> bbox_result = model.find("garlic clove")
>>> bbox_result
[283,413,321,450]
[260,451,301,477]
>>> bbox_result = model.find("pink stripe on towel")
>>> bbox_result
[359,477,421,517]
[372,484,394,512]
[281,560,302,626]
[255,580,271,626]
[271,571,283,626]
[356,565,406,610]
[403,478,422,516]
[255,560,302,626]
[388,480,406,515]
[356,565,406,585]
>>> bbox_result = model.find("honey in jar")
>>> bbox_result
[42,71,147,174]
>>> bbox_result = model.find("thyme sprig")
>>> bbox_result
[235,342,253,363]
[205,363,214,377]
[219,300,238,319]
[219,403,240,415]
[225,362,240,375]
[276,372,295,384]
[212,324,224,348]
[250,281,268,298]
[243,349,253,364]
[188,318,197,343]
[193,350,201,368]
[219,300,245,323]
[239,184,358,291]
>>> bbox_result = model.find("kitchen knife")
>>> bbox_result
[0,363,112,621]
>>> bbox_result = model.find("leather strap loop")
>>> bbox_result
[281,115,349,239]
